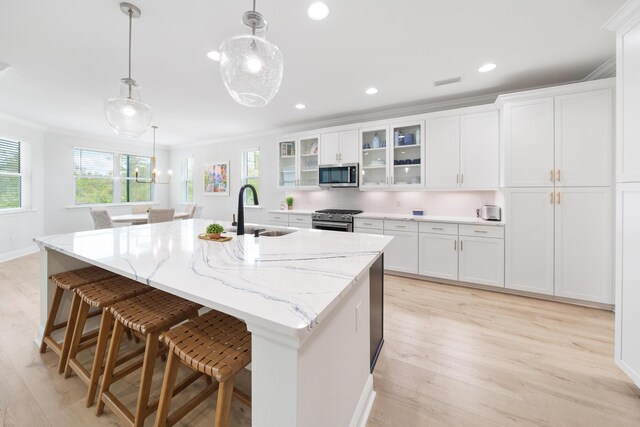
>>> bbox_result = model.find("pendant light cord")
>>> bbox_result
[252,0,256,35]
[128,8,133,80]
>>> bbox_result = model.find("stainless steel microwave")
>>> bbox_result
[318,163,359,188]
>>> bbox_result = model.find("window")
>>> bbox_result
[74,148,152,205]
[0,139,22,209]
[182,156,193,202]
[241,149,260,205]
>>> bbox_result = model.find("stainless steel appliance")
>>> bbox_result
[311,209,363,232]
[318,163,359,188]
[478,204,502,221]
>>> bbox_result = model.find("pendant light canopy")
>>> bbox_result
[105,3,152,138]
[219,0,283,107]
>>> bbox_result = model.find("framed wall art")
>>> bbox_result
[203,161,229,196]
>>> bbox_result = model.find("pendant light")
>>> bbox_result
[105,3,152,137]
[135,126,172,184]
[219,0,283,107]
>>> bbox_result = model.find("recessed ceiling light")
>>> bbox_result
[365,87,378,95]
[478,63,497,73]
[308,2,330,20]
[207,50,220,61]
[295,103,306,109]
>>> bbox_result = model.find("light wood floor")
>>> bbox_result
[1,254,639,426]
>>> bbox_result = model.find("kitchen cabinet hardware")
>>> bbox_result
[550,170,555,182]
[432,227,444,230]
[460,240,463,251]
[550,192,554,204]
[454,240,457,250]
[556,169,561,182]
[474,230,488,234]
[557,192,561,204]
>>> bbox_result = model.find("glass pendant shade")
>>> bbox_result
[105,78,153,138]
[219,34,283,107]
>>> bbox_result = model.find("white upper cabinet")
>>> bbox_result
[505,188,555,295]
[619,21,640,182]
[277,136,320,189]
[460,111,500,189]
[360,125,390,188]
[503,98,555,187]
[389,120,424,188]
[426,110,499,190]
[426,116,459,189]
[320,129,359,165]
[554,187,613,303]
[554,90,613,187]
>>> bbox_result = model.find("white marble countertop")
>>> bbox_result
[34,219,392,338]
[267,209,315,215]
[355,212,505,226]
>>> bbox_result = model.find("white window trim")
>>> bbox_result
[73,147,155,206]
[181,155,194,203]
[241,148,260,207]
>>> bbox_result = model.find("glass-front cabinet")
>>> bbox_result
[277,135,320,189]
[359,120,424,189]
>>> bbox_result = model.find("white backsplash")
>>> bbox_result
[286,189,500,217]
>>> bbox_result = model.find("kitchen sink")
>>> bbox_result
[259,230,297,237]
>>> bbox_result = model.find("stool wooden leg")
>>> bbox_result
[154,351,180,427]
[61,298,90,376]
[96,320,125,416]
[86,309,113,407]
[134,331,160,427]
[214,377,235,427]
[39,286,65,353]
[57,292,82,374]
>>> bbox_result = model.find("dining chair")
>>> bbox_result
[148,208,175,224]
[192,206,204,219]
[131,205,151,214]
[90,210,114,229]
[177,203,196,219]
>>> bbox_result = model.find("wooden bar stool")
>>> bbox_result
[62,275,152,407]
[96,290,202,427]
[154,310,252,427]
[40,266,116,365]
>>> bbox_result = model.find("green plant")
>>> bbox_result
[286,196,294,207]
[206,223,224,234]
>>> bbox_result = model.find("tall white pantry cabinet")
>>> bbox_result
[498,79,615,304]
[605,0,640,388]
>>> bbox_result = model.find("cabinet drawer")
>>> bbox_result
[354,227,384,235]
[459,224,504,238]
[384,220,418,232]
[267,213,289,224]
[354,218,384,230]
[289,214,312,226]
[418,222,458,235]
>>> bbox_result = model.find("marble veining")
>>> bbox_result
[34,219,392,337]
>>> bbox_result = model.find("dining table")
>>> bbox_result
[110,211,191,224]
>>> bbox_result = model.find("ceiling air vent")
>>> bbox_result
[434,77,461,87]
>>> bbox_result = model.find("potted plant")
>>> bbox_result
[286,196,294,211]
[206,223,224,239]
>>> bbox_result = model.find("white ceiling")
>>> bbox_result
[0,0,624,146]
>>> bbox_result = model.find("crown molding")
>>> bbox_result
[603,0,640,31]
[584,56,616,80]
[45,126,172,149]
[0,112,47,131]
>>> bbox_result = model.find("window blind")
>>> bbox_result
[0,139,21,209]
[74,149,113,177]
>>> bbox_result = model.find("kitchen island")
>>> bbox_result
[34,219,392,427]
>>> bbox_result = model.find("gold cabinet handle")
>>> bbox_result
[461,174,464,184]
[454,240,457,251]
[460,240,463,251]
[456,174,459,184]
[550,170,554,182]
[550,192,554,204]
[556,192,561,204]
[556,169,560,182]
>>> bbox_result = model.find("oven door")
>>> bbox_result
[311,220,353,232]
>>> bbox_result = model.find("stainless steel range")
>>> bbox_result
[311,209,363,232]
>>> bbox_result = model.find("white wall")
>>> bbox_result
[42,131,170,235]
[169,138,286,225]
[0,116,45,259]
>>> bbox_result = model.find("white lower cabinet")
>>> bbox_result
[554,187,612,303]
[354,227,384,235]
[505,188,555,295]
[384,230,419,274]
[458,237,505,287]
[419,233,458,280]
[505,187,613,303]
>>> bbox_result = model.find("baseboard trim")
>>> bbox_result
[385,270,615,311]
[350,374,376,427]
[617,359,640,388]
[0,245,38,263]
